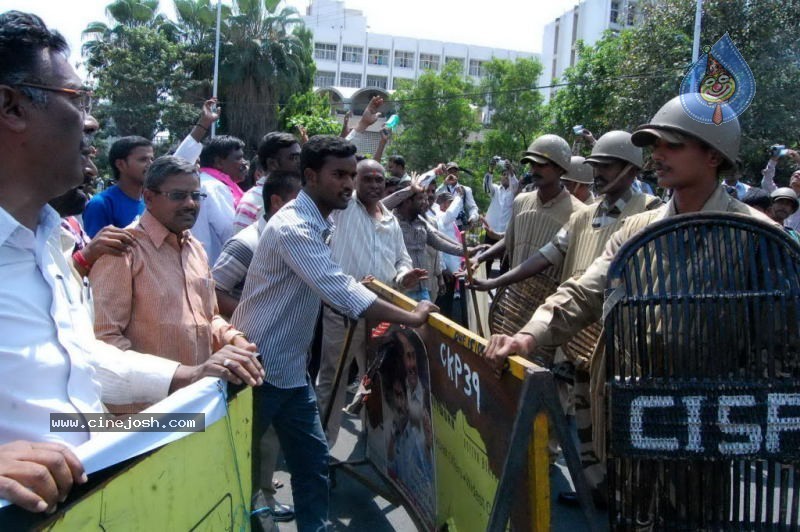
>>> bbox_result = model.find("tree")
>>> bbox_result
[219,0,316,148]
[545,0,800,181]
[173,0,232,102]
[84,26,198,141]
[392,61,479,171]
[279,91,340,138]
[459,57,548,199]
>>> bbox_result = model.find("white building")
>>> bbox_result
[303,0,537,117]
[539,0,641,101]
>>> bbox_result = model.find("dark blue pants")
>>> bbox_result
[253,381,329,531]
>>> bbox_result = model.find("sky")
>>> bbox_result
[1,0,581,71]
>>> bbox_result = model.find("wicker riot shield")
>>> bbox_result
[603,213,800,530]
[489,274,560,336]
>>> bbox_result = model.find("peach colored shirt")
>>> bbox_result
[91,211,241,367]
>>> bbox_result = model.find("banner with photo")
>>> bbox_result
[364,282,544,531]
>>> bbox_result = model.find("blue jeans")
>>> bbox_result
[253,381,329,531]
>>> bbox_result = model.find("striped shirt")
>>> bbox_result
[233,177,266,233]
[212,217,265,300]
[330,193,412,285]
[232,190,378,388]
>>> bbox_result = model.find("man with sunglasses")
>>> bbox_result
[89,156,258,412]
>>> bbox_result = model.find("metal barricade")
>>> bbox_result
[604,213,800,530]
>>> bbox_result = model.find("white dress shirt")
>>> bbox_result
[483,172,519,233]
[0,205,178,446]
[192,172,235,265]
[330,193,413,286]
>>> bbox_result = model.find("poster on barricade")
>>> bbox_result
[365,309,536,532]
[365,323,437,529]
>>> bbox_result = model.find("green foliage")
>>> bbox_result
[458,57,548,210]
[85,24,199,140]
[545,0,800,182]
[392,61,479,171]
[83,0,317,149]
[219,1,315,147]
[280,91,340,137]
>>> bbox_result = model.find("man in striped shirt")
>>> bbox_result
[317,158,427,447]
[232,136,438,531]
[212,170,302,317]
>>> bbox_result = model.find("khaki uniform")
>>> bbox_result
[542,191,662,488]
[504,188,586,275]
[520,185,776,458]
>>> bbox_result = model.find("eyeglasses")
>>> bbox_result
[16,82,93,114]
[152,190,207,202]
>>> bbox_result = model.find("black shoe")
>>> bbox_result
[270,503,295,522]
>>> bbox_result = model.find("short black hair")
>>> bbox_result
[257,131,298,169]
[0,11,68,105]
[108,136,152,180]
[145,155,197,190]
[741,187,772,211]
[300,135,357,184]
[388,155,405,169]
[261,170,302,215]
[199,135,245,168]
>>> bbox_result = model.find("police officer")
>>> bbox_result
[473,135,586,279]
[483,96,776,510]
[561,156,595,204]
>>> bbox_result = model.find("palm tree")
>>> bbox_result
[173,0,232,103]
[82,0,177,57]
[220,0,315,147]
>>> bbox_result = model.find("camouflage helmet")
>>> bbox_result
[584,130,644,169]
[561,156,594,184]
[520,134,572,172]
[631,95,740,169]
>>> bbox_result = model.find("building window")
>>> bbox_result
[314,43,337,61]
[314,70,336,87]
[445,56,465,73]
[394,50,414,69]
[468,59,486,77]
[367,48,389,66]
[339,72,362,88]
[392,77,412,90]
[341,45,363,63]
[627,4,637,25]
[610,1,620,24]
[366,75,388,89]
[419,53,440,71]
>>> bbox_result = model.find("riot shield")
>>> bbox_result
[603,213,800,529]
[489,274,560,336]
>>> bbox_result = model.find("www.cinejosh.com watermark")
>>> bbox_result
[50,413,205,433]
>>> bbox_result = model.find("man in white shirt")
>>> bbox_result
[0,11,262,514]
[761,148,800,231]
[482,158,519,274]
[435,162,479,230]
[317,158,427,445]
[193,136,247,264]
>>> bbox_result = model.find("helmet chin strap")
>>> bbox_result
[597,163,633,195]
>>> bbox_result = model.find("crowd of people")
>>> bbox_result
[1,9,799,531]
